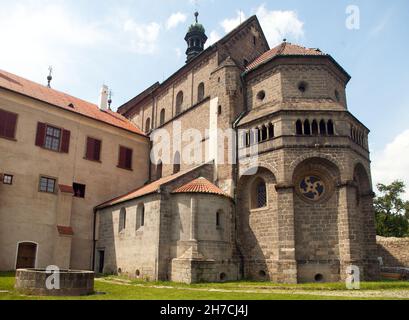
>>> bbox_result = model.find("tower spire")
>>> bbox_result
[47,66,53,88]
[184,11,207,63]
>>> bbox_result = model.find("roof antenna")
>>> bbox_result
[47,66,53,88]
[108,90,113,110]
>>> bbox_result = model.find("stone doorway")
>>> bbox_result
[16,242,37,269]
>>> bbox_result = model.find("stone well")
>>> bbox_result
[15,269,95,296]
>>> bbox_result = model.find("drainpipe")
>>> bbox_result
[231,72,249,279]
[92,208,97,272]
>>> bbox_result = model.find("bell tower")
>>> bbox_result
[185,12,208,63]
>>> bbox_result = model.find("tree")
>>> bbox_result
[374,181,409,237]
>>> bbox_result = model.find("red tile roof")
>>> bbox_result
[57,226,74,236]
[172,177,231,199]
[0,69,145,135]
[96,164,206,210]
[246,42,326,72]
[59,184,74,194]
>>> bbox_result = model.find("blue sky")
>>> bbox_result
[1,0,408,198]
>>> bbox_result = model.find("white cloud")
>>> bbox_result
[123,20,161,54]
[166,12,187,30]
[255,5,305,47]
[372,130,409,200]
[206,31,221,47]
[221,11,246,33]
[0,2,162,92]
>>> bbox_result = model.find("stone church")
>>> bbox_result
[0,13,380,284]
[94,13,380,284]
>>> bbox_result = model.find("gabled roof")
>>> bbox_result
[118,15,268,116]
[245,42,325,72]
[95,164,208,210]
[0,69,145,136]
[172,177,231,199]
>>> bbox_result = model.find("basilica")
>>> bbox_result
[0,13,380,283]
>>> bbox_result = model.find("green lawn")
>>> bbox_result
[1,272,408,300]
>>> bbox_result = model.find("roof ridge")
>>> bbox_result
[95,163,211,209]
[0,69,145,135]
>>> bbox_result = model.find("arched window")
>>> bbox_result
[176,91,183,115]
[159,109,166,126]
[250,129,257,145]
[256,128,262,143]
[119,208,126,233]
[312,120,319,135]
[242,132,247,148]
[198,82,205,102]
[246,131,251,147]
[251,178,267,209]
[304,120,311,135]
[327,120,335,135]
[156,160,163,180]
[145,118,151,133]
[173,151,181,174]
[268,123,274,139]
[261,125,268,141]
[296,120,303,135]
[136,204,145,230]
[216,210,223,228]
[320,120,327,135]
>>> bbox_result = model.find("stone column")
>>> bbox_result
[275,184,298,284]
[337,181,364,281]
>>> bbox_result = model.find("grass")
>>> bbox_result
[1,272,408,300]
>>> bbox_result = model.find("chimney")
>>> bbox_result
[98,85,109,111]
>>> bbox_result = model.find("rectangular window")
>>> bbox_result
[73,183,86,198]
[39,176,56,193]
[44,125,61,151]
[35,123,70,153]
[85,137,102,162]
[118,146,133,170]
[3,174,13,185]
[0,109,18,140]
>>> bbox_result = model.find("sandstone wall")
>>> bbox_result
[377,236,409,268]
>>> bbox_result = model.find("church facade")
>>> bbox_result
[0,14,380,284]
[95,15,380,283]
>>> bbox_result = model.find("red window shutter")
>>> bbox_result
[118,146,126,168]
[0,110,17,139]
[125,148,133,169]
[35,123,46,147]
[0,110,6,137]
[5,112,17,138]
[86,137,94,160]
[61,129,71,153]
[94,139,101,161]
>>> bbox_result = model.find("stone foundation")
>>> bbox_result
[15,269,94,296]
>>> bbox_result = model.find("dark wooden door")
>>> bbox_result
[98,250,105,274]
[16,242,37,269]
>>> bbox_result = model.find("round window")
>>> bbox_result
[257,90,266,101]
[298,175,326,201]
[298,81,308,93]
